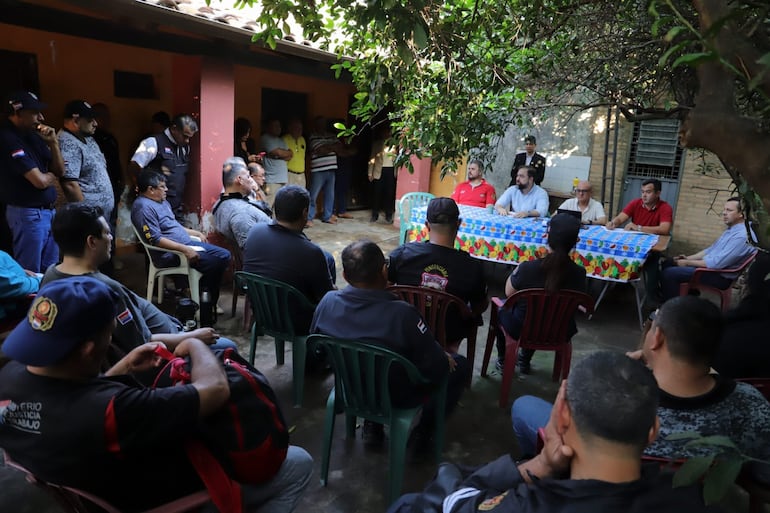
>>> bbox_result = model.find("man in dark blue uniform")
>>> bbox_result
[0,91,65,272]
[311,240,469,449]
[129,114,198,222]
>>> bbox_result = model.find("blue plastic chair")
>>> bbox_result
[235,271,316,407]
[398,192,435,244]
[308,334,448,504]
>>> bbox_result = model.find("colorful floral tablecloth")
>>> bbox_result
[406,205,660,282]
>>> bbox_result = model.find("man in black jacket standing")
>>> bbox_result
[510,135,546,186]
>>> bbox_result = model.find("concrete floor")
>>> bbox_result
[0,210,752,512]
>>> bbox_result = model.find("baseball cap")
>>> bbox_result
[524,135,536,144]
[63,100,96,119]
[3,277,120,366]
[6,91,47,112]
[426,197,460,224]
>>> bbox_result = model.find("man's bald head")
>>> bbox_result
[576,181,593,202]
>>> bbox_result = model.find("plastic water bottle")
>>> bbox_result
[200,289,215,327]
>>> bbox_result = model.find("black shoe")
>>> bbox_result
[369,214,379,223]
[384,214,393,224]
[363,421,385,447]
[516,362,532,375]
[517,349,533,375]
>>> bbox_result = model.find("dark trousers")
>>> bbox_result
[660,259,732,300]
[371,166,396,218]
[156,242,231,305]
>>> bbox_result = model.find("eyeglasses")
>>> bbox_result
[575,189,590,193]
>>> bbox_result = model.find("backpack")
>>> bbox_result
[152,346,289,510]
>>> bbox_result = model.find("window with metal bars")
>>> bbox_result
[627,119,684,180]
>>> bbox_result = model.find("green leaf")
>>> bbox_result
[671,52,715,69]
[665,431,702,441]
[684,435,739,451]
[702,458,743,505]
[673,455,715,488]
[663,26,685,43]
[413,22,429,49]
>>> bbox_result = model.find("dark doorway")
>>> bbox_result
[0,50,40,255]
[261,88,307,129]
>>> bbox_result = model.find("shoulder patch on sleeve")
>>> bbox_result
[417,319,427,334]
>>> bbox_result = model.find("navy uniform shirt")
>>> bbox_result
[311,286,448,407]
[0,119,55,207]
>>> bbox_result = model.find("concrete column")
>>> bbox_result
[171,55,234,228]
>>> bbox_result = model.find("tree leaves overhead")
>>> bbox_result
[247,0,770,247]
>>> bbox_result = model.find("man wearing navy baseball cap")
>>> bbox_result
[0,277,230,509]
[0,91,65,272]
[0,276,313,512]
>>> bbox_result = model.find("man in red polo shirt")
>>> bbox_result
[606,179,673,235]
[607,178,673,305]
[451,159,497,208]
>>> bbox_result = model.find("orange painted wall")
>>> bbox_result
[0,22,176,168]
[1,22,356,224]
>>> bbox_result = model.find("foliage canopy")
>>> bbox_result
[245,0,770,246]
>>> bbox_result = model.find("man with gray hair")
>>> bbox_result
[212,156,271,250]
[129,113,199,221]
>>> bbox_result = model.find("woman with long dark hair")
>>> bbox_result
[496,214,587,373]
[234,117,258,163]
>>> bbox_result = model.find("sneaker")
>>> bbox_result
[362,421,385,446]
[495,358,504,372]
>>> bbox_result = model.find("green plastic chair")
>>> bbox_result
[398,192,435,244]
[235,271,317,407]
[307,334,448,504]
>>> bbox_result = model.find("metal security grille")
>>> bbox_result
[627,119,684,180]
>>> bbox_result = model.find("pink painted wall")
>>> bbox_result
[198,58,234,215]
[396,155,432,200]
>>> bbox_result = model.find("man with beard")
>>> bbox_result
[494,166,549,218]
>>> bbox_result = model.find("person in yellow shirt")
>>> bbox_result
[283,118,306,188]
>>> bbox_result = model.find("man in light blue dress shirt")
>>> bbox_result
[661,197,757,299]
[494,166,549,218]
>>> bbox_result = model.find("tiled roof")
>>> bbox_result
[136,0,330,54]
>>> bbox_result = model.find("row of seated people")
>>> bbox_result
[1,153,767,511]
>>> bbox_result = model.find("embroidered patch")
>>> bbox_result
[11,149,25,158]
[117,308,133,326]
[478,491,507,511]
[417,319,427,334]
[28,296,58,331]
[164,146,174,154]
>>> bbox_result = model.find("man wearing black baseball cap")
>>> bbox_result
[0,91,65,272]
[58,100,114,222]
[510,134,546,186]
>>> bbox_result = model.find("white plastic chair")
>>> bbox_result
[132,225,202,306]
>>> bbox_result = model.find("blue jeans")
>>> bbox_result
[511,395,552,457]
[6,206,58,273]
[308,171,335,222]
[202,445,313,513]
